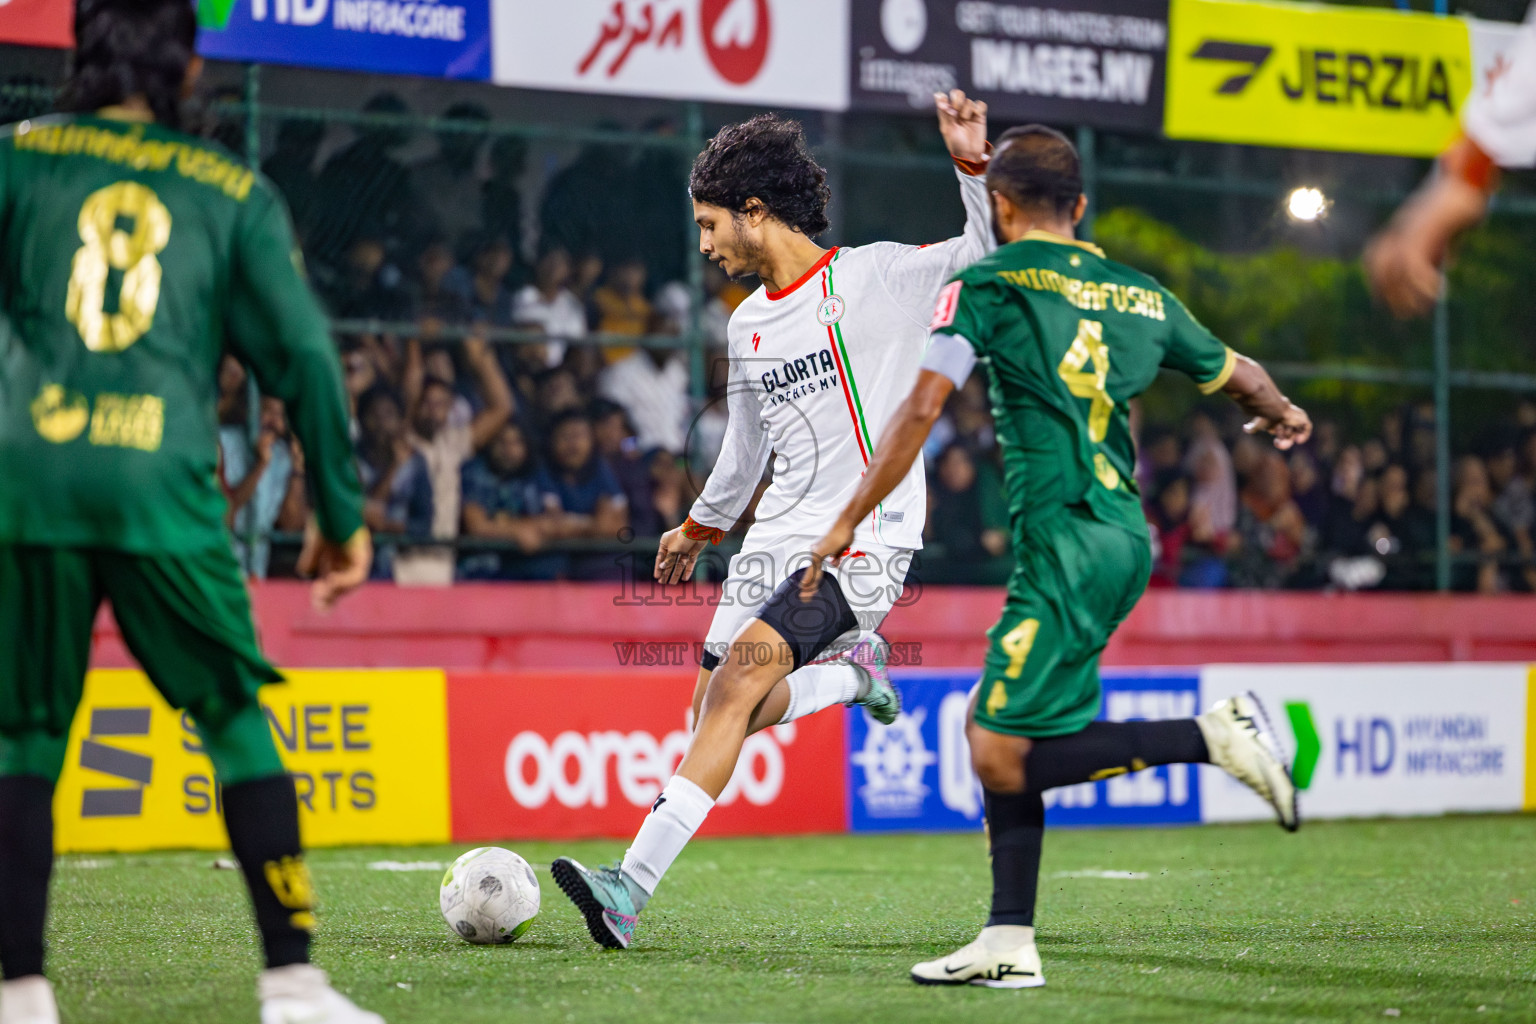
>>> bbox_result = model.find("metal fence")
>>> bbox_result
[5,43,1536,592]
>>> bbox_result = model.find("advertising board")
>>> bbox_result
[850,0,1168,132]
[54,669,451,852]
[447,670,847,840]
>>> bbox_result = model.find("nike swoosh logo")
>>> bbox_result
[944,963,973,975]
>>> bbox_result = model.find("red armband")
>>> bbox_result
[681,516,725,544]
[952,141,994,178]
[1440,133,1501,195]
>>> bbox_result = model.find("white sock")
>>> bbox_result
[778,663,863,724]
[979,924,1035,951]
[620,775,714,896]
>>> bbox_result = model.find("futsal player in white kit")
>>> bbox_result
[552,91,996,949]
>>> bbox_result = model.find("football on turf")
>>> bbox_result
[439,847,540,944]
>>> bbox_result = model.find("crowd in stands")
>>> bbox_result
[218,93,1536,592]
[219,94,745,583]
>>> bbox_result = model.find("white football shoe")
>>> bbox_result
[258,965,384,1024]
[911,925,1045,989]
[1198,691,1300,832]
[0,976,59,1024]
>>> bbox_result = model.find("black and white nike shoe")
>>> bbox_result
[910,926,1045,989]
[1198,691,1300,832]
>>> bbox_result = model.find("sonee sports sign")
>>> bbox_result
[1165,0,1471,157]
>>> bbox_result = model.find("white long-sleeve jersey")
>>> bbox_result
[688,167,994,552]
[1466,4,1536,167]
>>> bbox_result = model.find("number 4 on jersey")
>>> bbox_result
[1057,318,1122,491]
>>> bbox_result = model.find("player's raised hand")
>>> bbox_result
[655,525,708,585]
[800,519,855,603]
[1244,402,1313,451]
[298,521,373,612]
[934,89,988,165]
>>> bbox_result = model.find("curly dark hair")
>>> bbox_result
[689,114,831,238]
[59,0,198,130]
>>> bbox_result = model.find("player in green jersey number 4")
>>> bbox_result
[805,126,1311,990]
[0,3,377,1023]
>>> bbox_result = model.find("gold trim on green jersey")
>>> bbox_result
[1198,346,1238,395]
[1020,229,1106,259]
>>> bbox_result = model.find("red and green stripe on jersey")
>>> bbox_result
[820,251,888,542]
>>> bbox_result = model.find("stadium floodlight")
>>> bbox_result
[1286,186,1329,223]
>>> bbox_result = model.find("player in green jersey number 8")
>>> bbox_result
[806,125,1311,989]
[0,3,376,1023]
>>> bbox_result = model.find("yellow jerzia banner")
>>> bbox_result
[53,669,450,853]
[1165,0,1471,157]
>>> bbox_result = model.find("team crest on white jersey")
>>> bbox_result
[816,294,846,326]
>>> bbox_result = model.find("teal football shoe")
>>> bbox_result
[551,857,639,949]
[847,634,901,726]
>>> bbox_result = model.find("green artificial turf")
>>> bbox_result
[40,815,1536,1023]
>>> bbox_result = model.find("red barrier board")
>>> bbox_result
[0,0,72,48]
[447,670,848,840]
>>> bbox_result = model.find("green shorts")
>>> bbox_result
[0,544,281,774]
[971,508,1151,739]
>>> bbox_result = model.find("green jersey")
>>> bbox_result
[0,112,362,553]
[926,230,1235,537]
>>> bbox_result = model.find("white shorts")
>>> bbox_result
[701,529,914,661]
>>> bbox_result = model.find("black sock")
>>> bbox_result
[0,776,54,980]
[1023,719,1209,793]
[984,788,1044,927]
[221,776,312,969]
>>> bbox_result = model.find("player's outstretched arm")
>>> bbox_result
[1364,145,1491,319]
[802,369,955,600]
[226,185,369,610]
[876,91,996,317]
[1222,354,1312,451]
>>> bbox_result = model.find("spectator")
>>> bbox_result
[482,134,529,263]
[1146,468,1191,588]
[572,251,605,311]
[689,349,731,478]
[401,331,515,584]
[629,117,688,285]
[355,387,434,581]
[700,259,747,348]
[464,233,517,326]
[513,247,587,368]
[459,421,562,580]
[592,400,659,536]
[596,282,690,454]
[217,353,248,428]
[1370,464,1435,590]
[590,257,651,360]
[1136,425,1182,495]
[1185,418,1237,539]
[923,444,1011,584]
[1289,448,1328,531]
[221,397,308,578]
[538,410,629,579]
[1484,433,1534,541]
[411,101,489,250]
[561,345,606,396]
[328,234,411,321]
[648,449,689,534]
[410,237,471,325]
[540,137,630,263]
[1451,455,1510,593]
[339,339,377,439]
[533,367,584,428]
[310,92,425,273]
[1231,451,1309,589]
[261,118,325,241]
